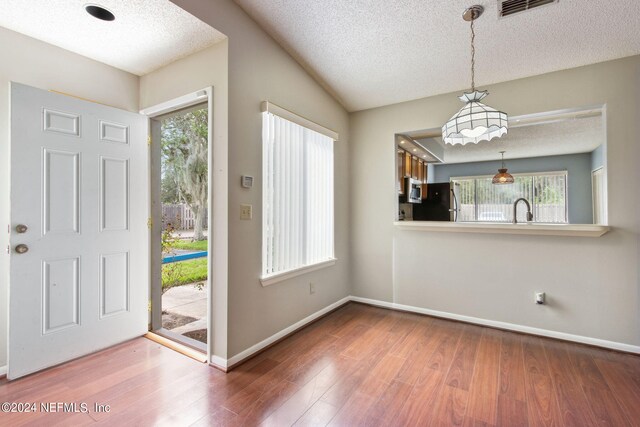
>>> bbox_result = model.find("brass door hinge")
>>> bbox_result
[147,135,152,146]
[148,301,152,312]
[147,217,153,229]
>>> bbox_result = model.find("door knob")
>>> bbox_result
[15,244,29,254]
[15,224,28,233]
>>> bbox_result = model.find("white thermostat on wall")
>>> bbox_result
[241,175,254,188]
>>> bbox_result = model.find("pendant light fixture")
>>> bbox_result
[442,5,508,146]
[492,151,514,185]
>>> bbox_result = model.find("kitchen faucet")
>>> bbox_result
[513,198,533,224]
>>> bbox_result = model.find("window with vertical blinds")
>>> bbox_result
[452,171,568,223]
[262,111,335,279]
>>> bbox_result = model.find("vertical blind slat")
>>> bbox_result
[262,112,334,276]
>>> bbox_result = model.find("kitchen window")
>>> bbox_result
[261,106,336,284]
[452,171,568,223]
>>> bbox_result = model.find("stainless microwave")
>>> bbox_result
[405,177,422,203]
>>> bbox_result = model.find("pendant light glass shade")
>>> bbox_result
[492,151,514,184]
[492,168,514,184]
[442,5,508,146]
[442,91,508,146]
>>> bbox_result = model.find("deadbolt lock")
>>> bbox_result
[15,244,29,254]
[15,224,28,233]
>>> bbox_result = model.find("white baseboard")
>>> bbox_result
[209,356,227,371]
[0,365,6,377]
[214,296,352,369]
[213,294,639,370]
[350,296,640,354]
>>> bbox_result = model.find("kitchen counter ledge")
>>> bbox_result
[394,221,609,237]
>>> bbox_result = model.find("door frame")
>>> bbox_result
[141,87,222,364]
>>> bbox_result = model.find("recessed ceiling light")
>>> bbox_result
[399,140,405,144]
[422,155,427,158]
[413,148,417,152]
[85,4,115,21]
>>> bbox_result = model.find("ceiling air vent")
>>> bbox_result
[499,0,558,18]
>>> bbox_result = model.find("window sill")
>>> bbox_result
[394,221,610,237]
[260,258,337,287]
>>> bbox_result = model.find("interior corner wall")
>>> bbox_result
[0,27,140,368]
[349,56,640,347]
[170,0,350,358]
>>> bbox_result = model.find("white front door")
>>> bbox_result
[8,82,148,379]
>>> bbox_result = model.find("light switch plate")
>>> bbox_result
[240,204,252,220]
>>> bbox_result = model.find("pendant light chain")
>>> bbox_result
[470,17,476,92]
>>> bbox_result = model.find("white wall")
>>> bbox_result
[171,0,351,358]
[350,56,640,348]
[0,27,140,368]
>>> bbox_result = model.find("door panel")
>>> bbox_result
[100,252,130,317]
[43,149,81,234]
[42,257,80,333]
[100,120,129,144]
[8,82,148,379]
[43,108,81,136]
[100,157,129,231]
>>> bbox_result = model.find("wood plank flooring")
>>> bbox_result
[1,302,640,426]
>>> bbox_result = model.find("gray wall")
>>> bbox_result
[350,56,640,348]
[140,41,230,359]
[591,144,605,171]
[432,153,594,224]
[172,0,351,358]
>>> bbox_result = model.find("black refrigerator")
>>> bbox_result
[413,182,457,221]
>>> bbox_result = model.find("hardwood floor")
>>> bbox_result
[2,302,640,426]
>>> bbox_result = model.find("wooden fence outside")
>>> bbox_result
[162,204,208,230]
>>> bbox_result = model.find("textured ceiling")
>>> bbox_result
[233,0,640,111]
[415,115,603,164]
[0,0,226,76]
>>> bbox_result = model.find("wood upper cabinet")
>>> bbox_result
[404,151,412,177]
[398,146,429,195]
[411,156,419,179]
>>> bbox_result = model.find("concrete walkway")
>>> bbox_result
[162,283,207,336]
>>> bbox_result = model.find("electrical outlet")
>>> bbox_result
[309,282,316,294]
[240,204,252,220]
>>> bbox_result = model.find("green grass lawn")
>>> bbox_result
[162,257,208,288]
[173,240,208,251]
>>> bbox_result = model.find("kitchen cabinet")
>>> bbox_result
[404,151,412,177]
[411,156,419,180]
[398,147,430,195]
